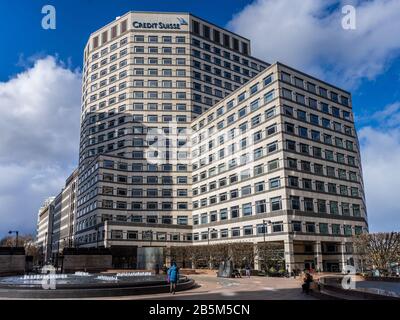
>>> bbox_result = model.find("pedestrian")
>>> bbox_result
[245,265,251,278]
[301,272,313,294]
[167,261,179,294]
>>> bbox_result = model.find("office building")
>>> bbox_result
[37,11,367,272]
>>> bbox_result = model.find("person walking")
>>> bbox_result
[301,272,314,294]
[245,265,251,278]
[167,261,179,294]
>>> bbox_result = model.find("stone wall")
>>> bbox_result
[62,255,112,272]
[61,248,112,272]
[0,248,26,275]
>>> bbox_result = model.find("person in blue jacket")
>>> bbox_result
[167,261,179,294]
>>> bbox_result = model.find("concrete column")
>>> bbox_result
[165,247,171,266]
[340,242,347,273]
[103,221,109,248]
[284,239,295,273]
[253,243,260,271]
[315,241,323,272]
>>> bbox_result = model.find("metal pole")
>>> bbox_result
[16,231,19,248]
[208,228,211,269]
[263,220,266,244]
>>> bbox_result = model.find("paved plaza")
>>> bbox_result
[105,274,316,300]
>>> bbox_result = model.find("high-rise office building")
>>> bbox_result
[55,11,367,271]
[75,12,268,260]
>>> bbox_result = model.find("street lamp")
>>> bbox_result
[261,221,271,271]
[208,228,217,246]
[207,228,217,269]
[262,220,271,244]
[8,230,19,248]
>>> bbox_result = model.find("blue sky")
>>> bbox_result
[0,0,400,237]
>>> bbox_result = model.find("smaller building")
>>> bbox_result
[36,197,55,263]
[36,169,78,264]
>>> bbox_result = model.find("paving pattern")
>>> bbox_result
[110,274,317,300]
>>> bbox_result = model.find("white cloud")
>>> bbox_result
[228,0,400,88]
[0,56,81,238]
[357,103,400,232]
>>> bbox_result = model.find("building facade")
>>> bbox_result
[36,197,55,263]
[37,11,368,272]
[190,62,368,272]
[50,170,79,256]
[75,11,268,254]
[36,170,78,263]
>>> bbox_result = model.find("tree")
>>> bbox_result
[0,236,14,247]
[353,232,400,276]
[0,234,41,263]
[230,242,255,268]
[169,246,191,268]
[185,245,209,269]
[256,242,284,272]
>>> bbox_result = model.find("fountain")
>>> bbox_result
[0,269,195,299]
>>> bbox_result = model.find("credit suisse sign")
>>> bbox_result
[133,18,188,30]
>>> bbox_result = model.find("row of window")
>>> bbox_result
[193,104,277,152]
[193,157,359,188]
[193,199,362,225]
[76,229,191,244]
[77,197,190,218]
[193,140,280,174]
[101,160,188,172]
[192,73,275,131]
[133,35,186,44]
[84,102,190,120]
[285,140,357,166]
[193,222,363,241]
[280,71,349,106]
[101,173,188,184]
[193,177,360,210]
[90,80,190,96]
[133,45,187,54]
[285,123,355,151]
[194,170,359,197]
[193,59,249,84]
[76,219,363,244]
[130,56,187,65]
[102,200,189,211]
[192,49,257,77]
[192,126,355,175]
[191,37,254,65]
[101,186,189,198]
[191,20,250,55]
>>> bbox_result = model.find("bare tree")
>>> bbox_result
[185,245,209,269]
[353,232,400,276]
[0,236,14,247]
[169,246,191,268]
[231,242,255,268]
[256,242,284,272]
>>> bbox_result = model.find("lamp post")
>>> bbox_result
[207,228,217,246]
[8,230,19,248]
[207,228,217,269]
[261,221,271,271]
